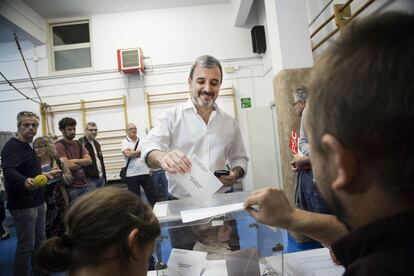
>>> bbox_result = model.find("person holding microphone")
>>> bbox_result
[1,111,60,276]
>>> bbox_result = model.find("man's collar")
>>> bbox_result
[126,136,138,142]
[184,98,219,113]
[85,136,94,143]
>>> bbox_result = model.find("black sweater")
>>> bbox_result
[1,137,44,209]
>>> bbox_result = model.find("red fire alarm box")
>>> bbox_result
[117,48,144,73]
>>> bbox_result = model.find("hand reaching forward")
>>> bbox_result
[244,187,295,228]
[160,149,192,175]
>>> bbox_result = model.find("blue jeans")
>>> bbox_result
[87,176,105,190]
[68,186,90,203]
[10,203,46,276]
[295,169,330,214]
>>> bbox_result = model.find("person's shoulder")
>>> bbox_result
[3,137,18,146]
[120,137,129,144]
[1,137,18,155]
[216,105,236,121]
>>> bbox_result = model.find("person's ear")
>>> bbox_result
[188,77,192,87]
[128,228,139,249]
[321,134,358,191]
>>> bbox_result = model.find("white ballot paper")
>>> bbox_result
[167,248,207,276]
[170,155,223,200]
[181,202,245,223]
[153,202,168,217]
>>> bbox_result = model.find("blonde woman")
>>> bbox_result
[34,136,71,237]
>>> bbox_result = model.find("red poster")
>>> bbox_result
[289,130,298,155]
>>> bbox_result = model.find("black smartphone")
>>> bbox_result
[214,170,230,177]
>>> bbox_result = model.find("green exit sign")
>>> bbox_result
[241,97,252,108]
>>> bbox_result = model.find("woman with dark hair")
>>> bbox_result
[36,187,160,276]
[34,136,71,237]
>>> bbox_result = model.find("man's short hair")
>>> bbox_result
[17,111,39,128]
[59,117,77,130]
[86,122,97,129]
[306,12,414,198]
[293,86,307,102]
[189,55,223,84]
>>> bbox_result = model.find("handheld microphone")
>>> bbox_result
[33,174,48,187]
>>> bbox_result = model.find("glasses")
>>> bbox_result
[34,145,46,149]
[17,111,39,120]
[87,129,98,132]
[127,127,137,131]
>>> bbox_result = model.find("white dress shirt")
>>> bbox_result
[121,137,150,177]
[143,99,249,198]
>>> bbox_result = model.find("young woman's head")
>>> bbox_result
[37,187,160,275]
[33,136,56,159]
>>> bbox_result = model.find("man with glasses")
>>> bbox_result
[79,122,106,189]
[1,111,60,276]
[290,87,329,215]
[121,123,157,207]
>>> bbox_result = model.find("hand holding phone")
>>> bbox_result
[214,170,230,177]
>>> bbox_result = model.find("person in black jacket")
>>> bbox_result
[245,12,414,275]
[79,122,106,189]
[1,111,60,276]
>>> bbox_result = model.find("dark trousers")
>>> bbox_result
[126,174,157,207]
[152,170,168,202]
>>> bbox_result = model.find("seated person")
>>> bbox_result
[36,187,160,276]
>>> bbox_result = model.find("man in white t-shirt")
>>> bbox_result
[121,123,157,206]
[143,55,249,199]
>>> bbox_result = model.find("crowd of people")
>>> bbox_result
[0,11,413,276]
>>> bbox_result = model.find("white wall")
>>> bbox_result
[0,2,273,189]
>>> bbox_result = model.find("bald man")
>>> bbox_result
[121,123,157,206]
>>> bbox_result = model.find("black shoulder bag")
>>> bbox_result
[119,139,139,183]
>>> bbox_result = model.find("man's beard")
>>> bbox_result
[192,90,215,108]
[322,187,352,231]
[65,133,75,140]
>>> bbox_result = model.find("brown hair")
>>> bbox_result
[36,187,160,273]
[306,12,414,197]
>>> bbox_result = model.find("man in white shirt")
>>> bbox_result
[121,123,157,206]
[143,55,249,199]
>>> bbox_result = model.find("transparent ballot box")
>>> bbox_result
[153,192,284,276]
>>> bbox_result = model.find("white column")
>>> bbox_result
[264,0,313,75]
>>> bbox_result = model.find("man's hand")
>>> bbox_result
[24,178,36,190]
[160,149,192,175]
[290,154,310,171]
[218,170,237,187]
[244,187,295,228]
